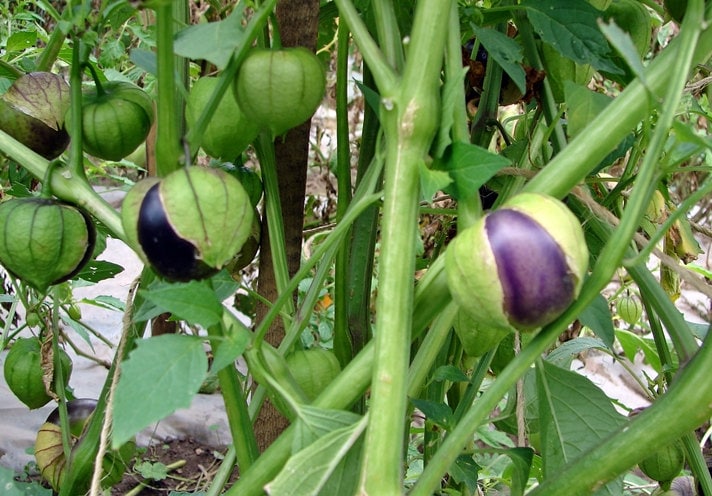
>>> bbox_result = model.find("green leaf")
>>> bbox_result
[615,329,662,373]
[410,398,453,430]
[536,360,627,495]
[292,405,362,452]
[419,160,452,201]
[577,293,615,347]
[472,26,526,94]
[564,82,612,139]
[500,447,535,496]
[76,260,124,283]
[112,335,208,448]
[598,19,647,84]
[546,336,609,368]
[140,279,224,328]
[436,141,511,200]
[82,294,126,312]
[522,0,621,75]
[433,66,469,158]
[134,460,169,481]
[209,319,250,373]
[266,417,366,496]
[449,455,480,493]
[431,364,470,383]
[6,31,37,52]
[173,4,247,70]
[0,465,53,495]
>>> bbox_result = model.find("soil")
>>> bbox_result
[110,438,238,495]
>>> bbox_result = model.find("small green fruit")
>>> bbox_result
[0,198,96,290]
[639,441,685,484]
[186,77,260,160]
[234,47,326,136]
[617,294,643,325]
[446,193,588,333]
[285,349,341,401]
[73,81,154,161]
[3,338,72,409]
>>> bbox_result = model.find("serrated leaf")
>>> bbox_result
[436,141,511,200]
[292,405,362,452]
[173,4,247,70]
[129,48,157,76]
[432,364,470,383]
[112,335,208,448]
[577,293,615,347]
[140,279,223,328]
[472,26,526,94]
[134,460,169,481]
[536,360,627,495]
[419,160,453,201]
[266,417,367,496]
[410,398,453,430]
[599,19,647,84]
[522,0,621,75]
[83,294,126,312]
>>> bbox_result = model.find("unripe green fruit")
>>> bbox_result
[617,294,643,325]
[639,441,685,484]
[3,337,72,409]
[0,72,70,159]
[285,349,341,401]
[234,47,326,136]
[125,167,254,282]
[71,81,154,161]
[446,193,588,333]
[186,77,260,160]
[0,198,96,290]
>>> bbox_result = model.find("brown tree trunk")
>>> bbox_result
[252,0,321,453]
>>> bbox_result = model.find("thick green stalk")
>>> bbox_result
[35,24,67,73]
[226,260,453,496]
[358,0,448,492]
[154,3,182,175]
[0,130,125,239]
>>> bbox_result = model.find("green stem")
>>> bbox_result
[0,130,125,239]
[358,1,448,493]
[67,35,87,181]
[207,320,259,471]
[252,132,294,342]
[372,0,403,70]
[333,0,398,93]
[528,332,712,495]
[522,22,712,199]
[333,20,354,366]
[154,2,182,175]
[35,23,68,72]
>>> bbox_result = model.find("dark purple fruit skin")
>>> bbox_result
[137,184,217,282]
[45,398,97,426]
[485,209,576,329]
